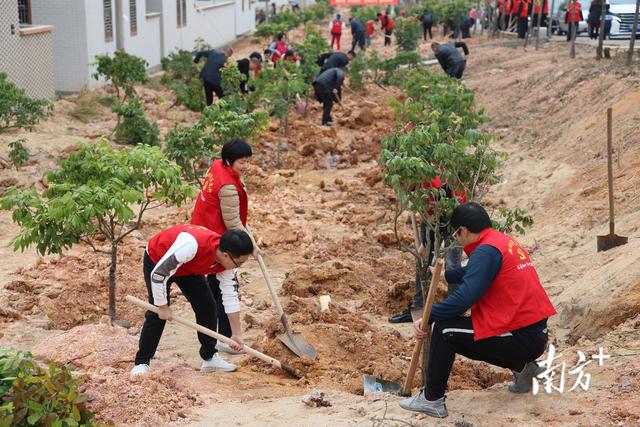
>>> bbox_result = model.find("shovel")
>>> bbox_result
[402,258,444,396]
[597,107,628,252]
[247,227,317,360]
[125,295,299,378]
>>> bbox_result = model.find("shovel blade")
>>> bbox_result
[362,374,403,396]
[278,332,317,360]
[597,234,628,252]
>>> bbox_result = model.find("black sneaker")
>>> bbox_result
[388,308,413,323]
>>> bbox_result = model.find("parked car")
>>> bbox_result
[608,0,638,38]
[551,0,623,38]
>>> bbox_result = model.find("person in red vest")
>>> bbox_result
[505,0,514,29]
[328,14,345,50]
[565,0,584,41]
[400,202,555,418]
[377,12,394,46]
[191,139,253,355]
[366,18,375,47]
[131,225,253,377]
[533,0,549,28]
[389,176,466,324]
[515,0,530,38]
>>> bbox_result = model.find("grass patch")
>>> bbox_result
[70,89,100,122]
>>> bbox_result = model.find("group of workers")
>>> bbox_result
[131,9,557,420]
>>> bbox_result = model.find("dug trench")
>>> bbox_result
[1,31,640,427]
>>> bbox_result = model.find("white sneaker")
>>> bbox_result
[399,389,448,418]
[201,353,237,372]
[216,341,245,355]
[130,364,150,378]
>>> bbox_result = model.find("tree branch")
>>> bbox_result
[116,200,151,243]
[81,237,111,254]
[393,200,418,260]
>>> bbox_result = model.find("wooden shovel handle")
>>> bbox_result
[125,295,283,370]
[402,259,444,396]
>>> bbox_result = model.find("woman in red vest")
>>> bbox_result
[400,202,555,418]
[191,139,253,355]
[328,14,345,50]
[131,226,253,377]
[565,0,584,41]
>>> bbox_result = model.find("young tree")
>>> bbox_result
[92,51,149,100]
[111,97,160,146]
[164,100,268,186]
[0,72,53,133]
[395,17,423,51]
[0,139,193,321]
[161,49,206,112]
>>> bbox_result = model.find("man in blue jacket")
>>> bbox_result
[194,46,233,105]
[349,17,367,51]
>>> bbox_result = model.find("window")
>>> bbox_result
[18,0,32,25]
[129,0,138,35]
[177,0,187,28]
[242,0,245,12]
[104,0,114,42]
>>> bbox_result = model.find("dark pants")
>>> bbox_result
[567,23,578,41]
[352,31,366,51]
[423,23,433,40]
[313,83,335,125]
[384,28,393,46]
[589,20,600,39]
[424,317,548,400]
[517,16,528,38]
[203,80,224,106]
[135,252,219,365]
[207,274,232,338]
[446,60,466,79]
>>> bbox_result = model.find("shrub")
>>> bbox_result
[92,51,148,100]
[112,97,159,146]
[350,6,380,23]
[161,49,206,112]
[348,53,367,90]
[395,17,422,51]
[0,72,53,133]
[8,139,29,170]
[0,347,98,426]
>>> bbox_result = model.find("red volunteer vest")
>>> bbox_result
[147,224,225,276]
[567,2,582,23]
[519,0,530,17]
[331,20,343,34]
[465,228,556,340]
[506,0,513,14]
[366,20,375,36]
[543,0,549,14]
[191,159,248,235]
[498,0,506,13]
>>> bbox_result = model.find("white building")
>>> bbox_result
[0,0,257,96]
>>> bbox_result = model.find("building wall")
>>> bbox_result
[119,0,162,68]
[85,0,119,90]
[31,0,89,93]
[0,0,55,99]
[235,0,255,35]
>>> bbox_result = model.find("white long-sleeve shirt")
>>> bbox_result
[148,232,240,313]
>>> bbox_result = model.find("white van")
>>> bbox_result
[608,0,638,38]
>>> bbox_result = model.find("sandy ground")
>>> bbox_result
[1,13,640,427]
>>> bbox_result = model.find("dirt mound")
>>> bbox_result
[281,260,363,298]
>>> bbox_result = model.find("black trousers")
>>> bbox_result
[134,252,219,365]
[567,23,578,41]
[423,23,433,40]
[517,16,528,38]
[446,60,466,79]
[207,274,232,338]
[352,31,366,51]
[384,28,393,46]
[424,317,548,400]
[313,83,335,125]
[203,80,224,106]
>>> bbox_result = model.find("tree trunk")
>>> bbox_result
[525,0,537,48]
[596,0,607,59]
[548,0,557,37]
[569,0,578,59]
[420,227,441,386]
[627,0,640,66]
[108,242,118,321]
[535,0,544,49]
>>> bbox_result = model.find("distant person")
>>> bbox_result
[604,4,613,38]
[249,51,263,79]
[329,14,346,50]
[236,54,261,94]
[469,7,477,27]
[289,0,300,12]
[498,0,508,30]
[366,18,375,46]
[420,10,434,40]
[565,0,583,41]
[194,46,232,106]
[313,67,344,127]
[349,17,367,51]
[377,12,394,46]
[399,202,555,418]
[269,33,288,63]
[515,0,530,38]
[283,49,300,64]
[432,41,469,79]
[533,0,549,28]
[588,0,602,40]
[461,16,473,38]
[318,50,355,73]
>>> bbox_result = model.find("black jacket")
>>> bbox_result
[313,67,345,91]
[237,58,250,93]
[319,52,349,73]
[194,50,228,85]
[435,42,469,71]
[420,12,433,25]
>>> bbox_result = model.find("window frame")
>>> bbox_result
[104,0,114,42]
[17,0,32,25]
[129,0,138,36]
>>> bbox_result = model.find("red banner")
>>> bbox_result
[329,0,398,6]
